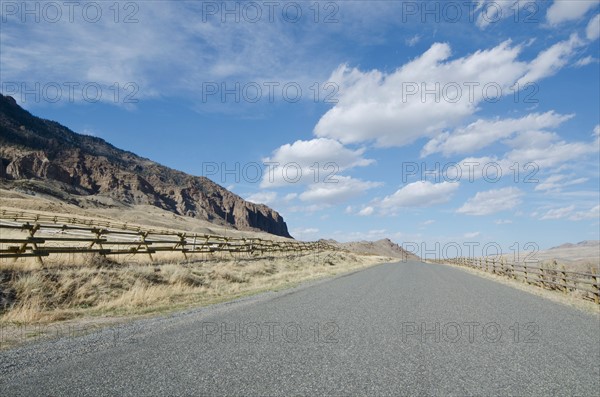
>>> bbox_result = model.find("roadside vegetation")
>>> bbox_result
[0,251,393,327]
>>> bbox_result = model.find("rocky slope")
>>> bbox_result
[0,94,291,237]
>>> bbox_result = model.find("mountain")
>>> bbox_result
[548,241,600,250]
[0,94,291,238]
[497,240,600,273]
[324,238,420,260]
[541,240,600,271]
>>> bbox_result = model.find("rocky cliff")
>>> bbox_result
[0,94,291,238]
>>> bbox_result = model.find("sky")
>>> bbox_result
[1,0,599,259]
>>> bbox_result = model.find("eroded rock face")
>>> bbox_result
[0,94,291,238]
[6,151,71,183]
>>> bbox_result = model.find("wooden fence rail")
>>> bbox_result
[0,210,335,266]
[436,257,600,305]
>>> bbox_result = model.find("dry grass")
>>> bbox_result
[0,251,394,330]
[431,261,600,315]
[0,197,395,347]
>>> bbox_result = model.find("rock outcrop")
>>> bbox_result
[0,94,291,238]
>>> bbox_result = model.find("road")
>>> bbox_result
[1,261,599,396]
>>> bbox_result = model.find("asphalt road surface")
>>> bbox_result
[1,261,599,396]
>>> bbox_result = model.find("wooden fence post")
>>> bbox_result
[18,223,44,267]
[590,266,599,305]
[141,232,153,262]
[31,223,43,267]
[560,266,568,294]
[178,233,188,260]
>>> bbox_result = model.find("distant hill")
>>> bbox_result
[541,240,599,270]
[324,238,420,260]
[0,94,291,237]
[497,240,600,273]
[548,240,599,250]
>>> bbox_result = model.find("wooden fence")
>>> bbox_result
[439,257,600,305]
[0,210,334,266]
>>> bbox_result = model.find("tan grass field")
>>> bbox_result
[0,249,395,348]
[0,192,398,348]
[430,261,600,315]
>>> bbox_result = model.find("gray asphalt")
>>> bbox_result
[1,261,599,396]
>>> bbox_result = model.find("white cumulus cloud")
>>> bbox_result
[380,181,459,209]
[314,37,584,149]
[505,132,600,169]
[298,176,382,204]
[517,34,584,86]
[314,40,528,147]
[358,206,375,216]
[546,0,598,25]
[245,191,278,206]
[535,175,588,192]
[574,56,598,67]
[569,205,600,221]
[405,34,421,47]
[457,187,523,216]
[475,1,529,29]
[422,111,573,157]
[261,138,373,188]
[587,14,600,41]
[540,205,575,220]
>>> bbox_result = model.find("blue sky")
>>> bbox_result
[1,0,599,258]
